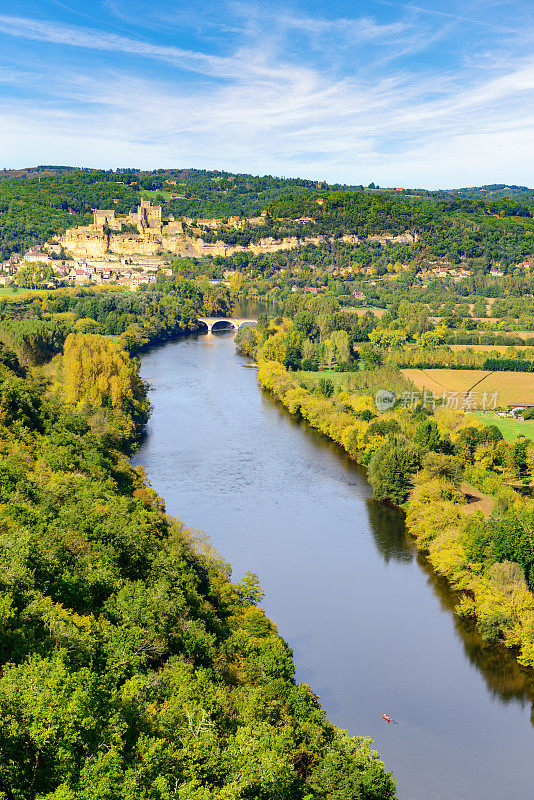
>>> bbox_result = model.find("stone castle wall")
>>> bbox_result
[58,201,418,261]
[59,224,327,260]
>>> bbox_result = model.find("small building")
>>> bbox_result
[24,246,51,264]
[94,210,117,229]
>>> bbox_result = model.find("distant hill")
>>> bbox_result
[0,167,365,257]
[448,184,534,201]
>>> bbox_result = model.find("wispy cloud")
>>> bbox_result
[0,15,237,78]
[0,2,533,187]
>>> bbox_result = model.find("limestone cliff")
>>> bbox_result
[58,200,418,261]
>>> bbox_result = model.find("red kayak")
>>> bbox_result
[382,714,393,724]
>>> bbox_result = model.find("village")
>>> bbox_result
[0,245,162,290]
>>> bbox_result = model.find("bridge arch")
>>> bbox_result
[197,317,257,334]
[211,319,238,333]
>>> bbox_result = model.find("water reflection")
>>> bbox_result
[366,496,534,719]
[134,331,534,800]
[417,552,534,719]
[366,500,414,564]
[246,324,534,722]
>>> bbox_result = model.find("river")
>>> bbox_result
[132,323,534,800]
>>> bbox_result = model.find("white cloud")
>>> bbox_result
[0,14,238,78]
[0,6,533,186]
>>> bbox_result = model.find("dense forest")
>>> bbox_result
[2,167,534,273]
[183,193,534,272]
[0,275,233,365]
[0,168,356,259]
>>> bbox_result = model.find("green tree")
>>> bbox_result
[331,329,350,365]
[308,731,396,800]
[16,261,54,289]
[368,439,421,503]
[414,419,441,452]
[318,376,335,397]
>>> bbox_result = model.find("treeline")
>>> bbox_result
[395,348,534,371]
[5,168,534,275]
[260,192,534,267]
[483,357,534,372]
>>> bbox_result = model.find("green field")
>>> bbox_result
[297,370,353,389]
[0,287,52,298]
[141,190,176,200]
[474,411,534,441]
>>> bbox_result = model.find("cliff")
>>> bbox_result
[58,200,418,261]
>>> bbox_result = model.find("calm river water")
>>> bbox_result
[133,326,534,800]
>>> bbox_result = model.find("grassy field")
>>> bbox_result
[297,366,417,398]
[0,287,51,298]
[297,370,354,389]
[402,368,534,407]
[141,190,177,200]
[343,307,386,318]
[473,411,534,441]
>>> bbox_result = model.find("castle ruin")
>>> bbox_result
[60,201,186,259]
[58,200,325,260]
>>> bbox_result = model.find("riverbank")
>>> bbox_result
[0,332,397,799]
[256,359,534,669]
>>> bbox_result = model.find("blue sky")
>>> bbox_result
[1,0,533,187]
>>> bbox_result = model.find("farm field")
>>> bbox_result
[340,306,386,318]
[402,368,534,407]
[449,344,530,352]
[473,411,534,441]
[0,287,50,298]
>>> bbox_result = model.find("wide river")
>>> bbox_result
[133,324,534,800]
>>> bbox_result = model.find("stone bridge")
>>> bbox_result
[197,317,257,334]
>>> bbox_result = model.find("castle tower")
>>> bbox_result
[137,199,162,229]
[94,209,117,228]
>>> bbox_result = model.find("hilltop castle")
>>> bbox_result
[60,200,187,259]
[58,200,325,260]
[93,199,164,233]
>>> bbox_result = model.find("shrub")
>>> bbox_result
[317,377,334,398]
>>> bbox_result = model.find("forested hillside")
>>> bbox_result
[0,168,355,259]
[3,167,534,270]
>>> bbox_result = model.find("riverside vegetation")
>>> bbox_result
[0,300,396,797]
[236,315,534,668]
